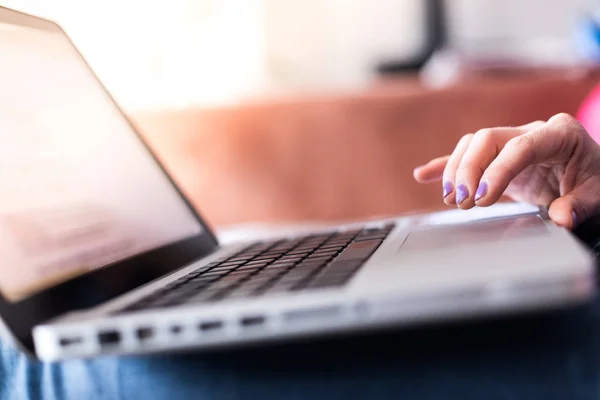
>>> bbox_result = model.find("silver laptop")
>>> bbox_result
[0,7,594,362]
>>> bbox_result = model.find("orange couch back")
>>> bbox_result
[131,74,600,228]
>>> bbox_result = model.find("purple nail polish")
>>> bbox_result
[443,182,454,198]
[572,210,578,227]
[474,182,488,202]
[456,184,469,205]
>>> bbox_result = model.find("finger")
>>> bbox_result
[416,122,546,203]
[455,121,545,209]
[455,121,545,210]
[516,120,547,131]
[549,179,600,230]
[443,134,473,205]
[413,155,450,183]
[476,114,581,207]
[454,127,528,209]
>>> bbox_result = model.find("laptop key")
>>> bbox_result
[277,255,304,262]
[269,260,298,267]
[196,272,227,280]
[258,273,285,284]
[285,250,312,256]
[333,239,382,262]
[318,244,344,250]
[296,259,327,268]
[313,249,340,255]
[187,279,218,289]
[207,265,239,273]
[305,256,334,263]
[234,265,265,272]
[186,270,206,278]
[243,260,272,266]
[303,261,362,289]
[249,257,278,263]
[282,269,319,283]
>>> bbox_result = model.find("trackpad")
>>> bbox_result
[400,215,548,252]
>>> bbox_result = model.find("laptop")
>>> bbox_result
[0,6,594,362]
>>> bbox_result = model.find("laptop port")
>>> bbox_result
[98,330,121,346]
[198,320,223,332]
[135,327,154,341]
[59,336,83,347]
[169,325,183,335]
[239,315,266,328]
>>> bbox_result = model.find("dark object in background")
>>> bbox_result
[574,214,600,263]
[376,0,446,74]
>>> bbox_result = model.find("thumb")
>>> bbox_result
[548,183,599,230]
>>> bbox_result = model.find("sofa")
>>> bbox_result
[129,71,600,229]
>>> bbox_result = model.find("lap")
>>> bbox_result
[2,299,600,400]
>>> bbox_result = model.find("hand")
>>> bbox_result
[413,113,600,230]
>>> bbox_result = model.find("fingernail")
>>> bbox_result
[572,210,578,227]
[474,182,488,202]
[443,182,454,198]
[456,184,469,205]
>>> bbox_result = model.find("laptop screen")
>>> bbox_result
[0,22,203,302]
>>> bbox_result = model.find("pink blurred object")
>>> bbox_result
[577,83,600,144]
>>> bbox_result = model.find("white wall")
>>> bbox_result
[447,0,595,48]
[0,1,431,107]
[263,0,428,93]
[0,0,269,109]
[1,1,595,109]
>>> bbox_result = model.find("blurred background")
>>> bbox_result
[4,0,597,109]
[5,0,600,228]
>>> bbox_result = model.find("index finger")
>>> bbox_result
[476,114,579,206]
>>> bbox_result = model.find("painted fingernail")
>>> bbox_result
[572,210,578,227]
[456,184,469,205]
[443,182,454,198]
[474,182,488,202]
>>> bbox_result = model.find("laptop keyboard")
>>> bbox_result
[119,224,395,313]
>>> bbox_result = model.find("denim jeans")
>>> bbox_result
[1,298,599,400]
